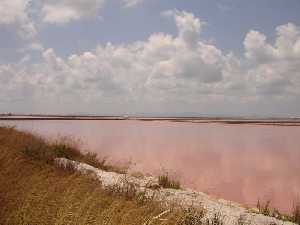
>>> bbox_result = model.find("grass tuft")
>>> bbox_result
[257,200,272,216]
[293,202,300,225]
[158,173,181,189]
[255,199,300,223]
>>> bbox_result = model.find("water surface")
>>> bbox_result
[1,120,300,212]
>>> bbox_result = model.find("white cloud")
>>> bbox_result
[0,10,233,113]
[0,0,26,25]
[245,23,300,98]
[244,30,277,64]
[0,0,145,38]
[41,0,145,24]
[41,0,106,24]
[163,9,203,48]
[0,0,36,39]
[1,10,300,115]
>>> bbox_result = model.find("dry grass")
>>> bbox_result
[255,200,300,224]
[237,214,250,225]
[293,203,300,225]
[17,129,125,173]
[0,126,207,225]
[177,207,206,225]
[256,200,272,217]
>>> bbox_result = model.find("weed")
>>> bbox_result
[255,199,298,223]
[158,173,181,189]
[257,200,273,217]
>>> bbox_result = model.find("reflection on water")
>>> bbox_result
[1,120,300,212]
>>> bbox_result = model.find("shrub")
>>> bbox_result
[21,136,53,163]
[50,138,82,160]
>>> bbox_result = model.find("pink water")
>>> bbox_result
[1,120,300,212]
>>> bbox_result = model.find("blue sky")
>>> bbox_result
[0,0,300,116]
[2,0,300,61]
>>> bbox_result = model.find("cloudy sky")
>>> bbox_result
[1,0,300,116]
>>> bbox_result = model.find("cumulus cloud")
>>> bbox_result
[0,0,37,39]
[40,0,145,24]
[41,0,106,24]
[0,10,233,113]
[163,9,203,47]
[1,10,300,115]
[0,0,145,42]
[245,23,300,98]
[244,30,277,64]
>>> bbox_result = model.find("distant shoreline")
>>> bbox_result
[1,115,300,126]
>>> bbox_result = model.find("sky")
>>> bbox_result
[0,0,300,117]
